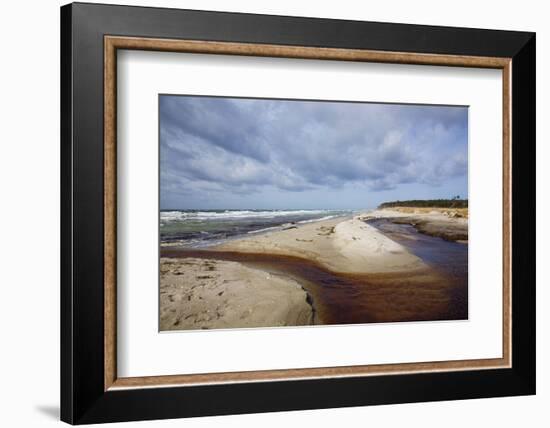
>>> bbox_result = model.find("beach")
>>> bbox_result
[213,216,426,273]
[358,207,468,243]
[160,208,468,330]
[160,257,313,331]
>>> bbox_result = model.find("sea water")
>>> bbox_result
[160,209,352,247]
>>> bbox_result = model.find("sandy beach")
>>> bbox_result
[213,215,427,274]
[160,207,468,330]
[160,257,313,331]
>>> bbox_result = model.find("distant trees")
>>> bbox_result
[378,199,468,209]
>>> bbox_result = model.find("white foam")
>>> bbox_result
[160,209,344,222]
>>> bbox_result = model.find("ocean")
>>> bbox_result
[160,209,352,247]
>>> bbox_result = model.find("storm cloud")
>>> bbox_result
[160,95,468,209]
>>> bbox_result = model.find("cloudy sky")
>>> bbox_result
[160,95,468,210]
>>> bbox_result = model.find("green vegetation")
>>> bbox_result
[378,199,468,209]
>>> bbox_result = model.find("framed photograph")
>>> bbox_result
[60,2,535,424]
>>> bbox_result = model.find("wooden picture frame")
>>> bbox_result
[61,2,535,424]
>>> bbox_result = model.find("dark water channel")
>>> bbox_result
[162,220,468,325]
[366,219,468,280]
[366,218,468,321]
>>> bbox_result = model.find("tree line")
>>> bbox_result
[378,199,468,209]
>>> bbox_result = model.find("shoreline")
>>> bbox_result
[358,208,468,243]
[160,207,468,330]
[162,248,461,325]
[210,214,426,274]
[160,212,354,249]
